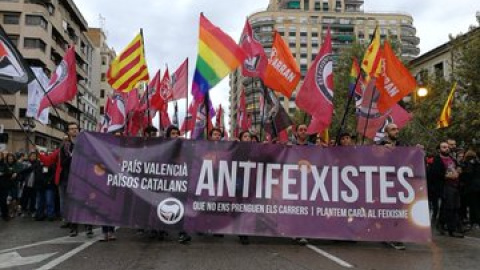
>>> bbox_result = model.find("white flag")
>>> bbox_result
[27,67,49,124]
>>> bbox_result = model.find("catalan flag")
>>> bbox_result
[107,33,149,92]
[361,26,381,79]
[437,82,457,129]
[191,13,246,100]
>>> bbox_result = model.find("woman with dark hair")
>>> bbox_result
[5,153,23,218]
[20,152,41,218]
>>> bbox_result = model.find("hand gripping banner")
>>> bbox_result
[66,132,431,243]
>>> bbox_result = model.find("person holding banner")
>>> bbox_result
[339,132,354,146]
[166,125,192,244]
[295,125,314,146]
[209,127,223,141]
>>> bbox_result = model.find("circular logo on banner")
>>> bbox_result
[157,198,184,225]
[315,54,334,105]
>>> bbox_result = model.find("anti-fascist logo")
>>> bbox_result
[315,54,334,105]
[157,198,184,225]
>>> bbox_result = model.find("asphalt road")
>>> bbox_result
[1,218,480,270]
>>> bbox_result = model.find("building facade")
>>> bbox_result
[229,0,420,136]
[0,0,98,152]
[86,27,116,118]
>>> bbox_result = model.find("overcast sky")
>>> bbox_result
[74,0,479,128]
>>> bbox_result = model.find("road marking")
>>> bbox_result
[306,244,354,268]
[36,237,100,270]
[0,251,57,269]
[0,228,102,254]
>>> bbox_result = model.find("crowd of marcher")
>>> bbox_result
[1,122,479,249]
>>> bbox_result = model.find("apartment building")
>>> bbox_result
[229,0,420,135]
[0,0,98,152]
[87,27,115,117]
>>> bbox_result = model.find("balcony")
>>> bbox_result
[401,35,420,46]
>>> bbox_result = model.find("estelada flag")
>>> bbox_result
[0,24,34,92]
[240,19,267,78]
[37,46,77,117]
[361,26,381,79]
[437,82,457,129]
[262,31,300,98]
[296,29,333,134]
[375,41,416,113]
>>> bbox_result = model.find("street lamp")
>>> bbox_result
[417,87,428,98]
[22,117,36,152]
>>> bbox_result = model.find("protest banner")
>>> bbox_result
[66,132,431,242]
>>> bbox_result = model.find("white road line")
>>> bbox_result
[0,228,102,254]
[36,237,100,270]
[306,244,355,268]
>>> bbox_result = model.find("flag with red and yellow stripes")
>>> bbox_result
[437,82,457,129]
[107,33,149,92]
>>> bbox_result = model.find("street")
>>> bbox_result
[1,218,480,270]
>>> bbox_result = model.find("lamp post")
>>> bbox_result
[22,117,36,153]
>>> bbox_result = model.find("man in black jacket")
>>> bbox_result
[428,141,463,237]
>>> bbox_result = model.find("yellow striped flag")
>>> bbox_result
[107,33,149,92]
[361,26,381,79]
[437,82,457,129]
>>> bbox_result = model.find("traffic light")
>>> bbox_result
[0,133,8,144]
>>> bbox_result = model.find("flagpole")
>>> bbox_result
[0,94,36,147]
[204,91,210,140]
[335,72,362,145]
[260,80,267,141]
[361,78,377,145]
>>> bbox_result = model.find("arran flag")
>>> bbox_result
[437,82,457,129]
[375,41,417,113]
[296,29,333,134]
[191,14,246,100]
[263,31,300,98]
[169,59,188,101]
[37,46,77,117]
[240,20,267,78]
[107,32,149,92]
[0,24,35,93]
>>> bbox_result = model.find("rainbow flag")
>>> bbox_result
[107,33,149,92]
[437,82,457,129]
[192,14,245,100]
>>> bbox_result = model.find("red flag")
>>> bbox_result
[181,102,197,133]
[123,88,140,114]
[37,46,77,116]
[240,20,267,78]
[278,129,289,143]
[169,59,188,101]
[356,78,411,140]
[151,69,169,111]
[295,29,333,134]
[102,94,126,133]
[375,41,417,113]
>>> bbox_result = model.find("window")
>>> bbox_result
[3,13,20,25]
[101,73,106,82]
[19,108,27,118]
[24,38,46,51]
[311,32,318,37]
[8,35,19,47]
[25,15,48,29]
[0,105,15,119]
[100,89,105,98]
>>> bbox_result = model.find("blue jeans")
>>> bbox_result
[36,187,55,219]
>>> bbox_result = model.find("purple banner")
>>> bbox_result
[66,132,431,242]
